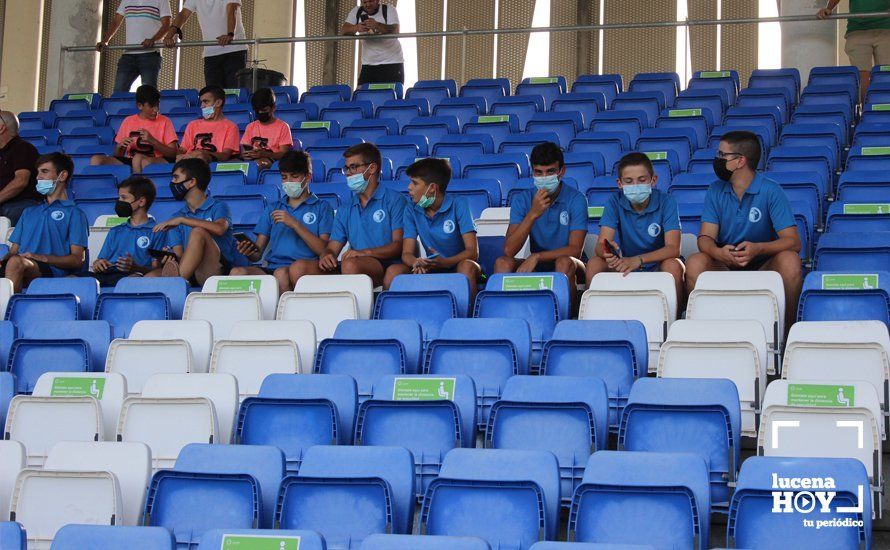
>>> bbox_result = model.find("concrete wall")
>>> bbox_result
[0,0,46,114]
[43,0,103,105]
[780,0,841,81]
[253,0,295,84]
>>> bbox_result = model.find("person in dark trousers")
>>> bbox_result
[341,0,405,85]
[96,0,171,92]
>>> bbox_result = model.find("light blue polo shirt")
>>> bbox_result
[600,189,681,264]
[10,199,89,276]
[701,173,796,246]
[509,183,588,253]
[253,194,335,268]
[330,184,406,250]
[404,195,476,259]
[165,197,237,262]
[98,219,169,267]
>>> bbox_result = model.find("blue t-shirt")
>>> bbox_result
[253,195,335,268]
[164,197,237,262]
[509,183,588,253]
[330,184,406,251]
[10,199,89,276]
[600,189,681,264]
[701,173,796,246]
[404,195,476,259]
[98,219,168,267]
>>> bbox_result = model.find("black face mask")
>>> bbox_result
[170,180,189,201]
[713,157,735,182]
[115,200,135,218]
[255,111,271,123]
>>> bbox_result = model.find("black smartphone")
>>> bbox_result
[148,248,177,261]
[234,232,254,244]
[603,239,621,258]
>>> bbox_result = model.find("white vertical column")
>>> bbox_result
[780,0,838,83]
[44,0,103,105]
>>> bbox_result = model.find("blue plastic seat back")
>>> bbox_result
[8,339,90,393]
[612,93,661,127]
[390,273,471,318]
[574,75,622,105]
[360,534,491,549]
[196,529,326,550]
[551,93,604,127]
[433,134,494,159]
[307,84,352,101]
[377,135,429,171]
[490,95,544,128]
[620,377,741,509]
[354,88,400,112]
[6,294,79,330]
[826,201,890,233]
[798,269,890,324]
[814,233,890,272]
[459,83,506,112]
[422,448,561,544]
[570,451,711,548]
[837,170,890,203]
[516,79,565,109]
[569,135,626,171]
[51,525,174,550]
[0,372,14,429]
[24,274,99,316]
[484,272,569,322]
[473,286,561,365]
[174,443,285,529]
[688,73,737,104]
[115,273,190,319]
[94,292,173,338]
[402,116,460,148]
[18,320,110,372]
[343,118,400,141]
[432,102,484,129]
[316,336,406,401]
[258,372,358,444]
[525,113,581,149]
[591,111,644,143]
[372,290,456,345]
[406,87,451,110]
[442,179,501,219]
[750,68,800,101]
[50,98,91,117]
[335,319,424,375]
[488,375,609,504]
[300,90,344,114]
[656,110,710,148]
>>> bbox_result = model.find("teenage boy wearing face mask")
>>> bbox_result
[383,157,482,296]
[231,151,333,295]
[240,88,294,171]
[495,142,588,294]
[84,176,168,286]
[145,158,236,285]
[687,130,802,331]
[585,152,684,298]
[298,143,405,288]
[0,153,89,292]
[178,85,240,164]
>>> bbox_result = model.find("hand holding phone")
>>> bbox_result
[603,239,621,258]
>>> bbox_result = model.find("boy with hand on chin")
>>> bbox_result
[231,151,333,294]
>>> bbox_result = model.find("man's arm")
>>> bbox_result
[438,232,479,267]
[0,170,31,204]
[163,8,193,43]
[639,230,681,264]
[363,19,399,35]
[817,0,841,18]
[354,229,404,260]
[147,16,172,44]
[595,226,617,259]
[178,216,229,237]
[27,245,86,271]
[97,13,124,50]
[697,221,737,266]
[533,230,586,262]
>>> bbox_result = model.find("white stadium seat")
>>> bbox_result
[141,373,239,445]
[0,278,12,320]
[277,291,359,342]
[129,320,214,373]
[183,292,262,340]
[293,274,374,319]
[202,275,280,320]
[229,320,316,374]
[210,340,301,399]
[5,396,103,467]
[105,339,191,395]
[0,440,24,521]
[32,372,127,441]
[44,441,151,527]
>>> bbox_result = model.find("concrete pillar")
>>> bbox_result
[0,0,45,114]
[44,0,103,106]
[780,0,838,82]
[252,0,295,85]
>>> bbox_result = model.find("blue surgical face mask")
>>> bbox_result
[346,167,370,194]
[417,186,436,209]
[201,105,215,119]
[533,174,560,193]
[282,180,305,199]
[36,178,57,196]
[623,183,652,205]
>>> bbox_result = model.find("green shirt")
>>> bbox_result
[847,0,890,35]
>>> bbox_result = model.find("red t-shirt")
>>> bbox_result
[115,114,178,158]
[240,118,293,152]
[181,118,241,154]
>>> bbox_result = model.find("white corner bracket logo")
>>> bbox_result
[50,210,65,221]
[559,211,569,226]
[373,209,386,223]
[647,223,662,237]
[136,236,150,249]
[443,220,455,234]
[749,207,762,223]
[303,212,317,225]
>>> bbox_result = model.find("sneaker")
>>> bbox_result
[161,258,180,278]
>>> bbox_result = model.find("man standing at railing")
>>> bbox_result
[818,0,890,104]
[163,0,248,88]
[96,0,172,93]
[341,0,405,86]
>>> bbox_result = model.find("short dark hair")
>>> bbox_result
[343,143,382,175]
[173,157,211,191]
[530,141,564,168]
[36,152,74,182]
[279,150,311,176]
[406,158,452,191]
[617,152,655,178]
[119,175,157,209]
[199,85,226,107]
[135,84,161,107]
[251,88,275,111]
[721,130,761,170]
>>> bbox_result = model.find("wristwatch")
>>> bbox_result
[171,25,183,39]
[227,32,234,37]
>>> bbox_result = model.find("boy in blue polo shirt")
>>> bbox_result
[297,143,405,288]
[586,152,683,298]
[495,141,587,294]
[384,157,481,294]
[146,157,237,285]
[687,130,801,329]
[87,175,167,286]
[231,151,334,294]
[1,153,88,292]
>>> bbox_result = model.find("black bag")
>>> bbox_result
[235,68,287,92]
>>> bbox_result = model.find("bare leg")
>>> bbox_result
[760,250,803,337]
[684,252,728,296]
[168,227,223,286]
[659,258,686,312]
[383,263,411,290]
[554,255,585,313]
[4,255,44,293]
[493,256,519,274]
[585,256,609,287]
[456,259,482,303]
[288,259,325,287]
[272,266,291,295]
[341,256,385,288]
[90,154,125,166]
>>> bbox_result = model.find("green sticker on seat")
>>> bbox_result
[787,383,855,407]
[224,88,241,96]
[871,104,890,111]
[502,275,553,291]
[220,534,300,550]
[861,146,890,155]
[880,66,890,72]
[842,203,890,214]
[478,115,510,123]
[50,377,105,399]
[644,151,667,161]
[588,206,604,218]
[67,93,94,103]
[668,108,701,117]
[216,162,249,175]
[700,71,730,78]
[300,121,331,130]
[216,279,262,293]
[529,77,558,84]
[104,216,128,228]
[392,377,456,401]
[821,273,878,290]
[368,83,396,90]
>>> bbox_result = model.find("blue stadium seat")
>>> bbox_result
[433,97,487,127]
[433,134,495,160]
[573,75,621,108]
[211,161,260,185]
[425,318,532,428]
[656,108,710,148]
[846,144,890,172]
[814,233,890,272]
[276,105,313,129]
[826,201,890,233]
[321,100,373,127]
[499,132,563,156]
[212,189,268,222]
[551,93,603,127]
[223,87,250,104]
[377,135,429,172]
[490,95,545,128]
[749,68,801,102]
[611,92,662,127]
[51,524,174,550]
[277,445,415,547]
[792,104,851,145]
[412,79,458,97]
[20,128,61,147]
[738,87,792,123]
[402,116,460,149]
[526,112,583,148]
[160,88,199,107]
[6,293,79,334]
[590,111,643,144]
[294,120,342,149]
[94,291,174,338]
[675,89,726,123]
[460,79,509,111]
[26,277,98,320]
[808,65,859,95]
[7,338,89,393]
[361,534,491,549]
[512,81,560,111]
[355,84,402,108]
[689,70,738,103]
[837,170,890,203]
[569,132,626,171]
[269,85,300,104]
[18,111,56,131]
[463,153,529,190]
[801,83,855,114]
[569,451,710,549]
[780,123,842,167]
[374,274,470,343]
[342,118,400,141]
[50,98,91,117]
[724,106,780,145]
[306,84,352,102]
[378,98,430,124]
[619,377,740,511]
[728,457,871,550]
[487,375,608,506]
[54,114,96,135]
[237,373,358,473]
[798,270,890,324]
[307,138,363,179]
[17,320,111,373]
[406,84,452,111]
[463,114,520,149]
[420,448,561,546]
[80,163,131,183]
[564,151,605,184]
[636,128,695,171]
[435,178,501,219]
[115,277,188,318]
[197,529,325,550]
[356,373,477,497]
[668,172,714,205]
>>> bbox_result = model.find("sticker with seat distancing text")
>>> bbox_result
[644,151,667,161]
[216,279,262,294]
[216,162,249,175]
[368,83,396,90]
[501,275,554,291]
[300,121,331,130]
[220,534,300,550]
[588,206,604,219]
[842,203,890,214]
[700,71,730,78]
[787,383,855,408]
[820,274,878,290]
[392,377,456,401]
[668,108,701,117]
[104,217,128,227]
[50,377,105,399]
[529,77,558,84]
[478,115,510,124]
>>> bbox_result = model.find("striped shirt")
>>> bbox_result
[116,0,172,55]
